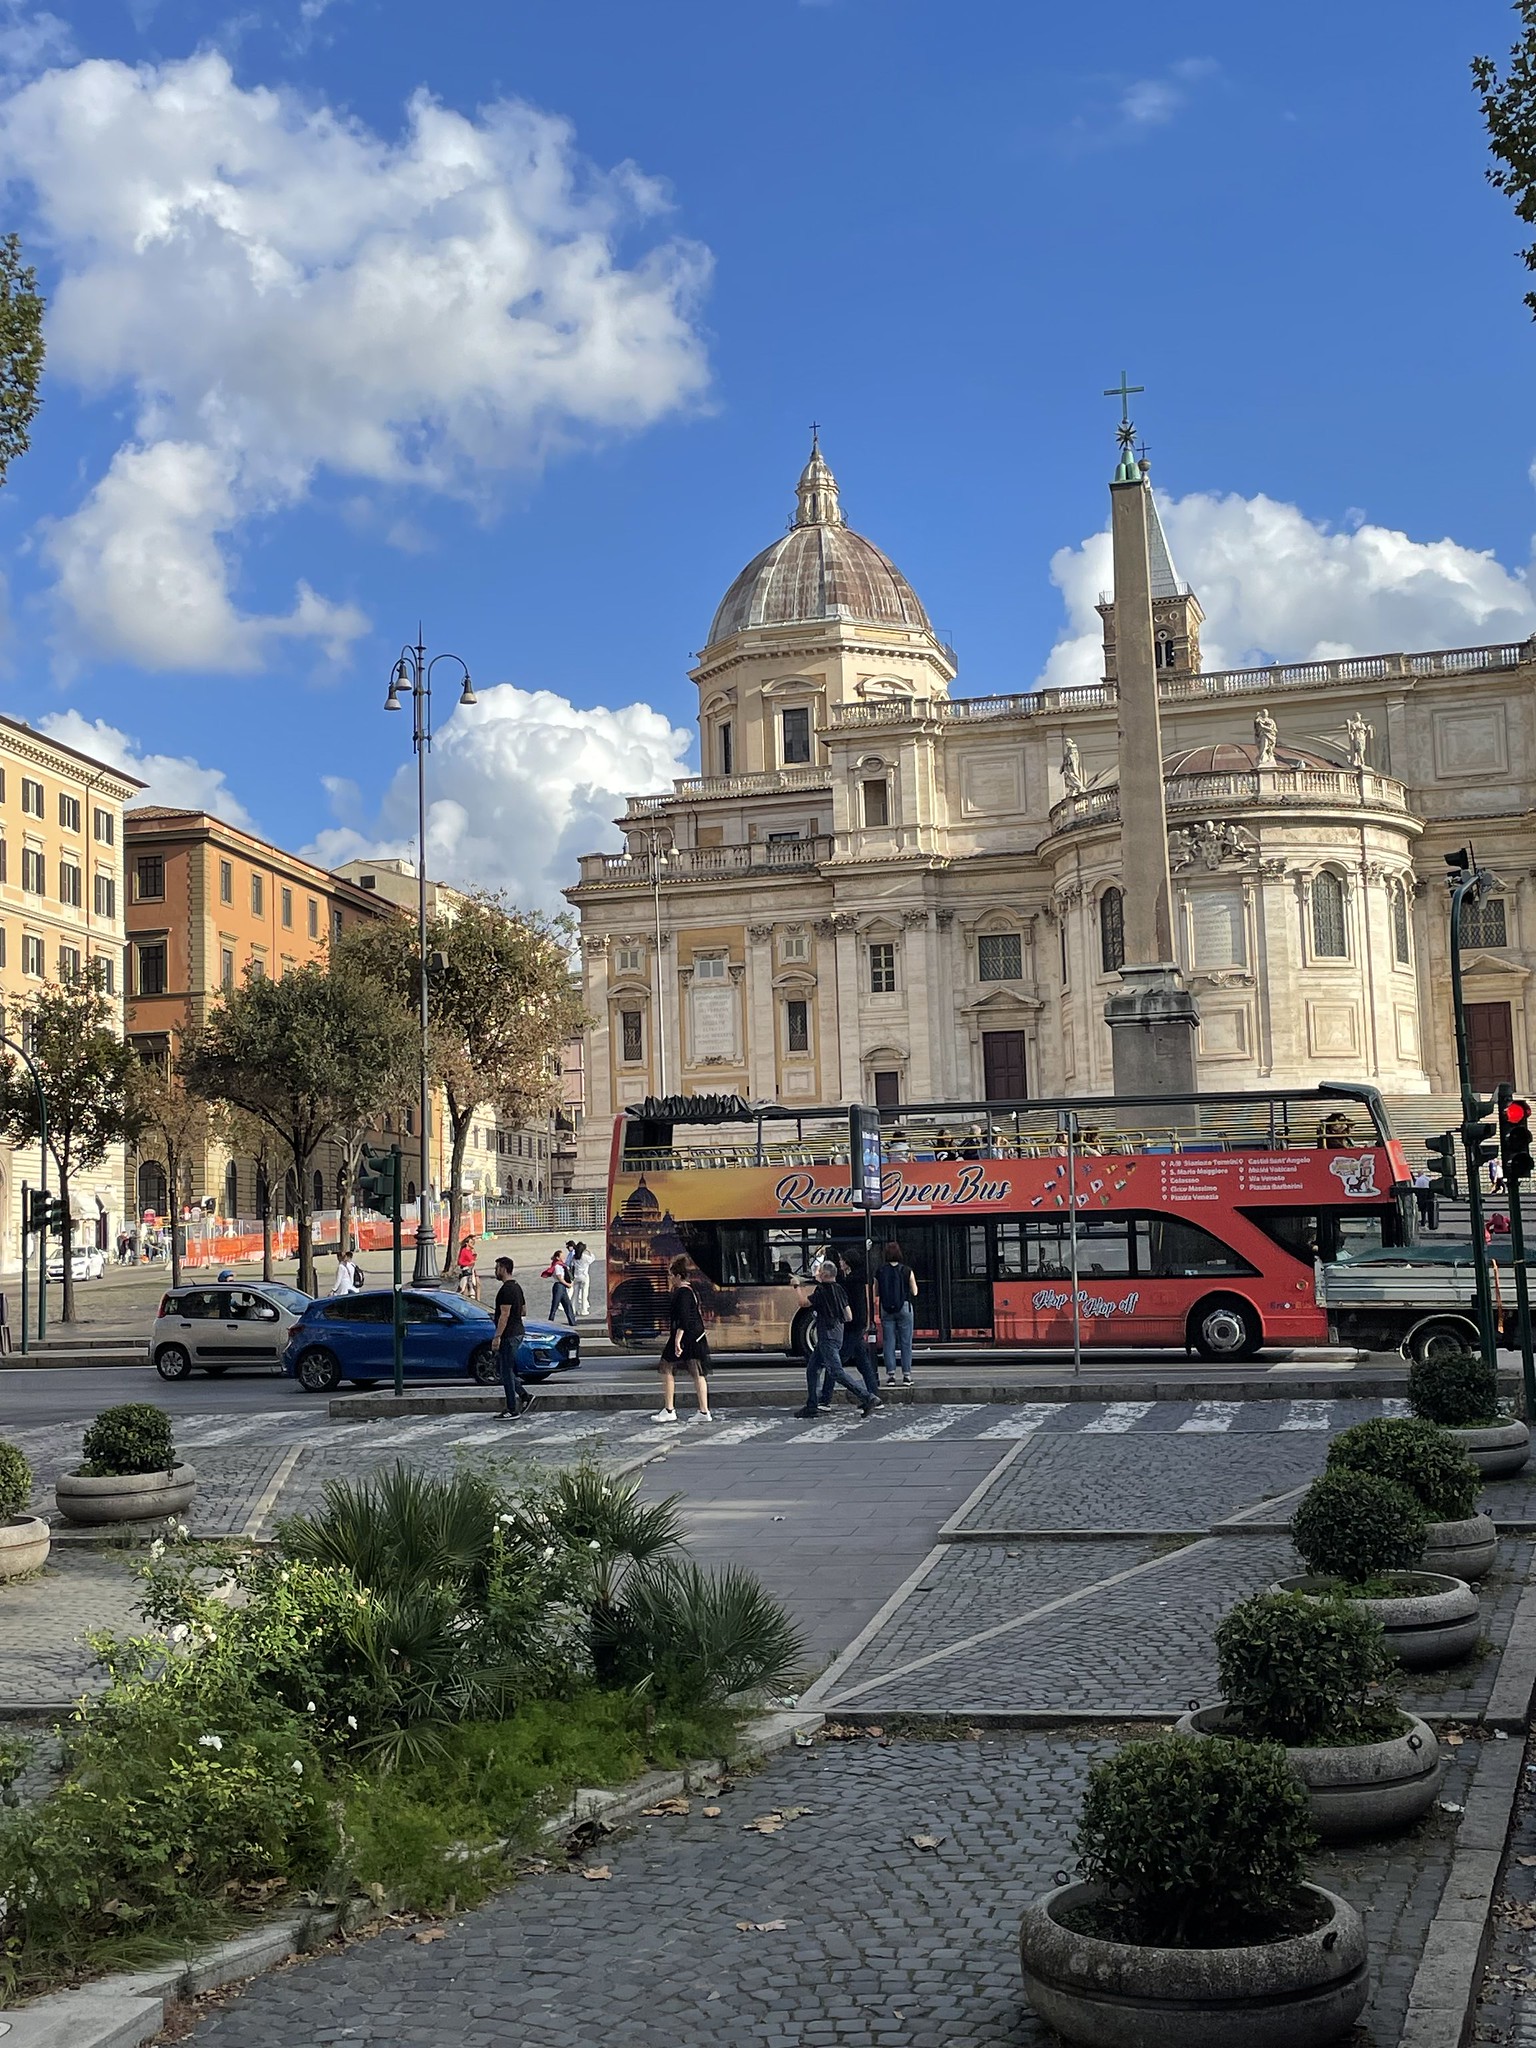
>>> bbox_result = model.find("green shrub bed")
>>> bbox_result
[0,1463,801,2001]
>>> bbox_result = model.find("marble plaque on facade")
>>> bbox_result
[1432,704,1509,779]
[689,985,738,1062]
[959,750,1025,818]
[1191,888,1245,969]
[1306,1001,1361,1057]
[1198,1005,1250,1058]
[1395,1006,1420,1060]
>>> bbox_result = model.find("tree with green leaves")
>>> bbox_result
[180,961,414,1295]
[343,894,586,1266]
[1475,4,1536,317]
[0,972,139,1323]
[0,236,43,487]
[129,1054,221,1289]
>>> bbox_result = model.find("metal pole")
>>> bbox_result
[651,834,669,1099]
[1062,1109,1082,1378]
[411,635,440,1286]
[1506,1171,1536,1422]
[391,1143,405,1398]
[19,1180,27,1357]
[1450,871,1495,1360]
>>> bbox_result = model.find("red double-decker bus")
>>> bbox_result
[605,1086,1413,1363]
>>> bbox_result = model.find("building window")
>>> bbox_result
[137,942,167,995]
[136,855,164,902]
[977,931,1023,982]
[1100,886,1125,973]
[251,873,263,917]
[694,954,727,981]
[869,941,897,993]
[332,908,343,943]
[782,706,811,765]
[1392,882,1411,965]
[96,953,114,994]
[20,847,43,894]
[1459,895,1508,949]
[249,955,266,980]
[0,839,7,884]
[219,859,233,904]
[22,933,42,976]
[614,945,643,975]
[220,946,234,989]
[58,793,80,833]
[1311,871,1348,958]
[58,944,80,983]
[94,808,113,845]
[0,929,5,969]
[781,932,809,963]
[873,1069,901,1106]
[861,779,889,827]
[20,778,42,818]
[786,999,810,1052]
[1155,634,1178,669]
[58,861,81,908]
[281,886,293,929]
[1060,918,1069,985]
[720,722,733,776]
[620,1009,644,1062]
[307,898,318,938]
[93,873,115,918]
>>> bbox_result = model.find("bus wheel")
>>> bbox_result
[1407,1317,1478,1368]
[789,1308,817,1362]
[1190,1296,1261,1361]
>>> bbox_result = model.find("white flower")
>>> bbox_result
[169,1623,189,1644]
[290,1759,304,1776]
[306,1701,317,1713]
[148,1539,164,1561]
[345,1715,358,1732]
[588,1539,601,1552]
[498,1513,515,1527]
[541,1546,556,1562]
[198,1734,223,1752]
[176,1522,189,1538]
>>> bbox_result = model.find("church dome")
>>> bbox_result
[705,438,933,647]
[1162,740,1344,777]
[622,1178,660,1220]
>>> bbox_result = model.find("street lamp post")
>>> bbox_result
[629,825,677,1098]
[385,630,476,1286]
[1446,847,1500,1361]
[1,1034,47,1346]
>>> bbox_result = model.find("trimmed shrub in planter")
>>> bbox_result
[1019,1737,1369,2046]
[57,1404,195,1528]
[1326,1418,1480,1520]
[0,1442,48,1580]
[1408,1349,1501,1427]
[1291,1471,1425,1588]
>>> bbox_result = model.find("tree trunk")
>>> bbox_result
[444,1105,470,1272]
[295,1166,313,1295]
[167,1135,183,1287]
[58,1161,74,1325]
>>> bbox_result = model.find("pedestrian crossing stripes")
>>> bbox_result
[2,1395,1426,1469]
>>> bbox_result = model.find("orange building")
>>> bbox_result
[122,809,396,1222]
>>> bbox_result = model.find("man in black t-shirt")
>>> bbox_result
[491,1256,534,1417]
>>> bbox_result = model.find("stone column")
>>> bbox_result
[746,925,776,1099]
[1103,458,1198,1094]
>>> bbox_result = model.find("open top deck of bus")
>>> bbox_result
[617,1084,1396,1176]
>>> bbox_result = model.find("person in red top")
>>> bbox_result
[456,1235,479,1300]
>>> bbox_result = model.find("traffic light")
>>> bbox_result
[358,1146,399,1220]
[1502,1094,1536,1181]
[1464,1092,1500,1176]
[26,1189,48,1234]
[1425,1130,1460,1200]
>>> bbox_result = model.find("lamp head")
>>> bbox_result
[458,671,477,707]
[383,681,402,712]
[1445,848,1470,875]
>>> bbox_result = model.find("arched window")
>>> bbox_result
[224,1160,238,1219]
[1392,882,1411,965]
[1099,887,1125,974]
[137,1160,167,1218]
[312,1169,325,1212]
[1311,872,1347,958]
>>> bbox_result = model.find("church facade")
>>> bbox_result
[567,438,1536,1186]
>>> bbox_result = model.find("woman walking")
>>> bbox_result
[570,1240,593,1318]
[455,1235,479,1300]
[545,1247,577,1326]
[798,1258,879,1419]
[877,1240,918,1386]
[653,1255,712,1424]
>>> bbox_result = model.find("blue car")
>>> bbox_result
[282,1289,578,1393]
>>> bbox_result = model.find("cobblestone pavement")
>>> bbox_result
[0,1549,145,1703]
[180,1731,1477,2048]
[952,1433,1332,1532]
[1466,1743,1536,2045]
[819,1536,1536,1721]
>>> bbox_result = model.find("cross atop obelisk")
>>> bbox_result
[1098,378,1199,1094]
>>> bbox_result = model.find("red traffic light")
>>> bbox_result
[1506,1100,1531,1126]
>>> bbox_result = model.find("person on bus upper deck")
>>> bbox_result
[933,1127,957,1160]
[1318,1110,1354,1148]
[959,1125,985,1161]
[887,1129,912,1163]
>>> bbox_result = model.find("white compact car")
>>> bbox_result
[152,1279,313,1378]
[46,1245,106,1281]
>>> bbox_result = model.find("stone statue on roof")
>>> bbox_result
[1346,711,1373,768]
[1254,706,1278,767]
[1061,735,1086,796]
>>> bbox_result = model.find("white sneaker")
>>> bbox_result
[690,1411,714,1424]
[649,1408,678,1424]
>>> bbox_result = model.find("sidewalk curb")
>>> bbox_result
[1398,1736,1525,2048]
[0,1707,823,2048]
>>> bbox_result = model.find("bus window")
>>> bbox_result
[766,1227,816,1284]
[1138,1215,1257,1278]
[1333,1211,1389,1263]
[994,1222,1027,1277]
[674,1220,724,1282]
[1239,1206,1400,1265]
[964,1225,988,1279]
[1239,1209,1321,1264]
[719,1226,768,1286]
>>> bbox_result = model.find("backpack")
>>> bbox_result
[876,1262,912,1315]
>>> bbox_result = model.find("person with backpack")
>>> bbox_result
[835,1247,880,1402]
[796,1258,879,1419]
[653,1254,713,1424]
[543,1247,576,1325]
[877,1240,918,1386]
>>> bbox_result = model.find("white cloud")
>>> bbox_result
[36,709,256,824]
[1117,57,1218,132]
[1,52,712,670]
[0,4,72,79]
[1038,488,1536,690]
[302,681,692,916]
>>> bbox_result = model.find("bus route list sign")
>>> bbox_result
[850,1105,884,1209]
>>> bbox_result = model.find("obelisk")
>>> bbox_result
[1099,379,1199,1094]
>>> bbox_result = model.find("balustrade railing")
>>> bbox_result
[575,835,835,886]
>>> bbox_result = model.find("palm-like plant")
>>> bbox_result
[595,1561,805,1707]
[280,1465,504,1597]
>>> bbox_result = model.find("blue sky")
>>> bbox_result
[0,0,1532,907]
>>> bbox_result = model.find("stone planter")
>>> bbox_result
[0,1514,50,1578]
[1272,1572,1479,1670]
[1449,1418,1530,1479]
[1173,1703,1441,1840]
[54,1463,197,1527]
[1019,1880,1368,2048]
[1420,1512,1498,1582]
